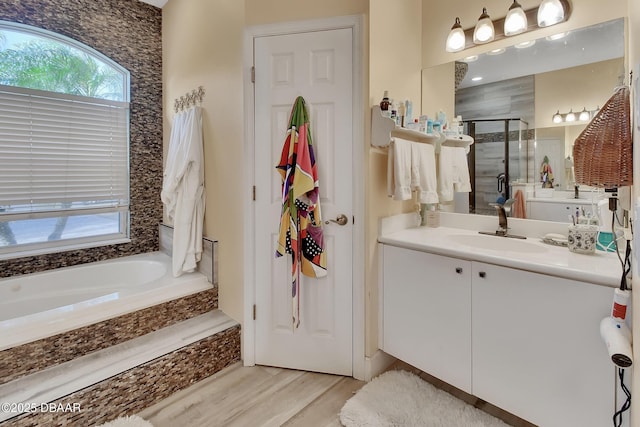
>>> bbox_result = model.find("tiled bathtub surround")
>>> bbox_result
[0,0,163,277]
[159,223,219,284]
[0,288,218,385]
[3,325,241,427]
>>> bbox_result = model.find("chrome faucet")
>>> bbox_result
[493,198,514,235]
[479,198,526,239]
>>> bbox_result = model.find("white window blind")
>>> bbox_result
[0,84,129,219]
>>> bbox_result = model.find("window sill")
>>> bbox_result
[0,238,131,261]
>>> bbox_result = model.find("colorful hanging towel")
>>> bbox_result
[539,155,554,188]
[275,96,327,328]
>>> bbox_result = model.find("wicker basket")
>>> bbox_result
[573,86,632,189]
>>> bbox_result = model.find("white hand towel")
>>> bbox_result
[410,142,439,204]
[387,138,412,201]
[438,146,471,202]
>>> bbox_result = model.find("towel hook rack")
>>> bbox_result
[174,86,206,113]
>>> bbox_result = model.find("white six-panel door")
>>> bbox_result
[253,28,353,375]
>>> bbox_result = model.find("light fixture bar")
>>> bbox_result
[453,0,571,52]
[552,106,599,123]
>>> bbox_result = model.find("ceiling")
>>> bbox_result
[458,18,625,89]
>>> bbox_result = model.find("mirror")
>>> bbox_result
[426,18,625,223]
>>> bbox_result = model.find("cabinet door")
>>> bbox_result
[382,245,472,393]
[472,262,614,427]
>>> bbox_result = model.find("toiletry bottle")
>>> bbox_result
[418,115,427,133]
[405,100,413,125]
[398,101,406,127]
[426,118,433,134]
[390,99,397,123]
[456,115,464,134]
[380,91,390,118]
[450,117,460,135]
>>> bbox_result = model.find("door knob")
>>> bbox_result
[326,214,348,226]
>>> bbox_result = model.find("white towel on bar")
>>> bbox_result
[438,146,471,202]
[387,138,412,201]
[410,142,439,204]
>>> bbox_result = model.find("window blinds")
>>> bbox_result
[0,84,129,218]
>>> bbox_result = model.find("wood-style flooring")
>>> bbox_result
[138,362,364,427]
[139,361,534,427]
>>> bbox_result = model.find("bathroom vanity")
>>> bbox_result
[378,214,621,427]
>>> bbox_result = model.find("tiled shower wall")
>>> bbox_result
[0,0,163,278]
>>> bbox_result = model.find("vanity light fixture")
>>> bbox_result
[537,0,566,27]
[444,0,571,53]
[504,0,528,36]
[552,107,600,123]
[473,8,495,44]
[446,17,466,52]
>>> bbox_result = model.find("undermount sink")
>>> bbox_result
[449,234,548,254]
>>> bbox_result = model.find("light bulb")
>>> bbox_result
[473,8,495,44]
[504,0,528,36]
[565,109,576,122]
[446,17,466,52]
[538,0,565,27]
[579,108,590,121]
[553,110,563,123]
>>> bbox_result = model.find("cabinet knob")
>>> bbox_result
[455,267,463,274]
[479,271,486,278]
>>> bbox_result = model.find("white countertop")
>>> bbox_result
[527,197,599,204]
[378,225,622,288]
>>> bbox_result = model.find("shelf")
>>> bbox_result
[442,134,474,153]
[371,105,474,153]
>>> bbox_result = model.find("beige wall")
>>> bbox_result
[163,0,246,323]
[421,62,455,125]
[245,0,367,26]
[367,0,423,356]
[535,58,625,129]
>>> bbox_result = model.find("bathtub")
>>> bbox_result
[0,252,212,351]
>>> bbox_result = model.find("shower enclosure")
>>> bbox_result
[464,118,530,216]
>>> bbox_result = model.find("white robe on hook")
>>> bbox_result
[161,106,205,277]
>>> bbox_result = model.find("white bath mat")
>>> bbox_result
[340,370,511,427]
[96,415,153,427]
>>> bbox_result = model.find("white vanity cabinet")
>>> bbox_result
[381,243,615,426]
[381,244,472,393]
[471,262,614,427]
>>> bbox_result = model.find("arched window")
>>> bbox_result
[0,21,131,258]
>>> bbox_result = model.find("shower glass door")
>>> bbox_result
[465,119,529,216]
